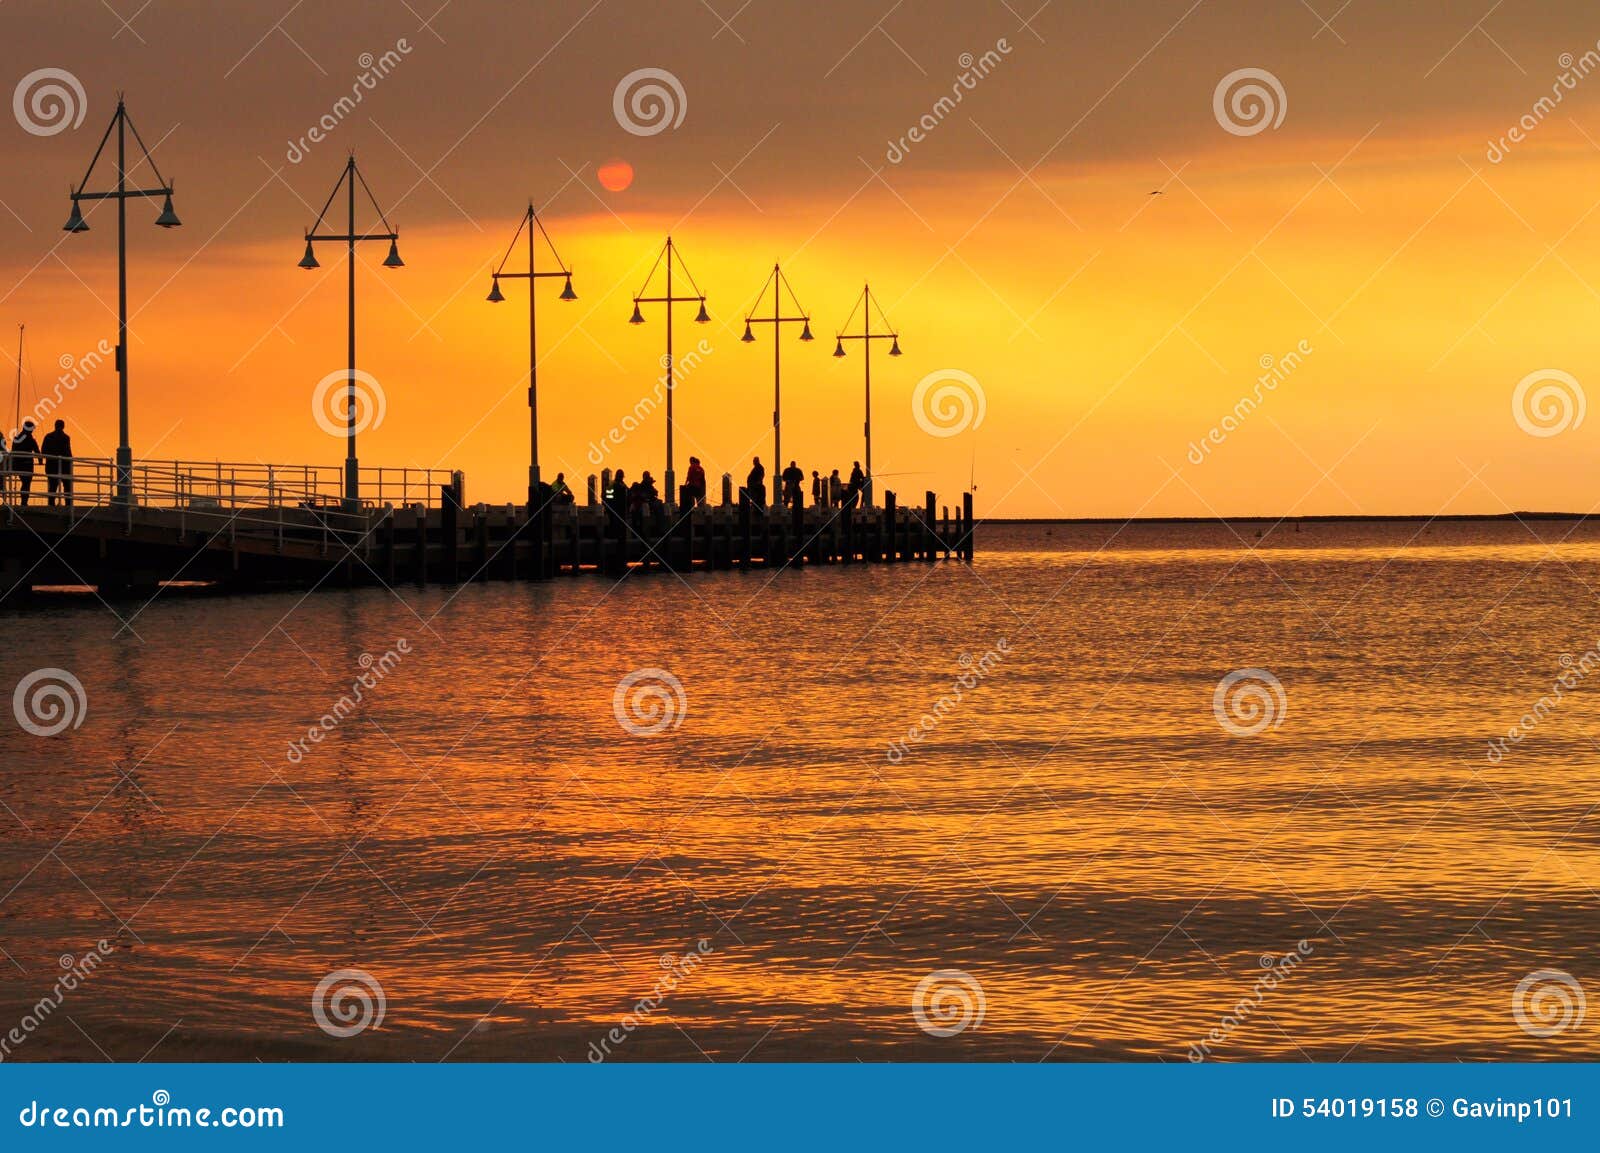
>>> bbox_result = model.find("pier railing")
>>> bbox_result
[0,457,456,514]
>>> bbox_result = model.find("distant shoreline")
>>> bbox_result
[980,513,1590,525]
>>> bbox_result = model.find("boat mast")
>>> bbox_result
[12,324,21,434]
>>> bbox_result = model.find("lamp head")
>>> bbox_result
[63,200,89,234]
[799,320,814,342]
[298,236,320,270]
[694,300,710,324]
[629,302,645,325]
[486,278,505,303]
[382,239,405,268]
[833,339,846,358]
[741,322,755,343]
[889,337,902,357]
[154,193,181,228]
[559,276,577,302]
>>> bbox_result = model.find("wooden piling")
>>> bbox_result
[412,504,428,584]
[738,498,753,569]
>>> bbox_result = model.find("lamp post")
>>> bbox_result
[741,263,813,504]
[297,155,404,511]
[63,97,181,506]
[832,282,901,508]
[630,236,709,507]
[486,201,576,513]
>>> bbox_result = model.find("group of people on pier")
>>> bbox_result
[739,458,869,511]
[596,455,871,521]
[0,418,73,507]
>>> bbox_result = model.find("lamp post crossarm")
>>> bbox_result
[72,186,173,202]
[308,231,398,243]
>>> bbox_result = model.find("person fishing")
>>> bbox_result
[743,456,766,508]
[636,470,660,510]
[781,460,804,509]
[845,461,865,510]
[605,469,628,520]
[684,456,707,507]
[550,471,574,506]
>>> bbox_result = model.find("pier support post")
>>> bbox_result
[790,498,804,567]
[738,497,753,569]
[883,491,896,562]
[962,492,974,562]
[412,503,427,584]
[441,479,461,584]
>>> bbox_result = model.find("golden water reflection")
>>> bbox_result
[1,520,1597,1060]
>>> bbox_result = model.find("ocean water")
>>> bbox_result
[2,519,1598,1062]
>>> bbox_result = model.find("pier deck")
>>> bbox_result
[0,457,974,598]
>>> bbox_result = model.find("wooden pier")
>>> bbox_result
[0,457,975,599]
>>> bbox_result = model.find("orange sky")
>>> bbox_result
[5,1,1600,516]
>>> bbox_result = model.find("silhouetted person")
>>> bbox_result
[605,469,628,521]
[684,456,707,507]
[0,428,8,501]
[811,469,822,507]
[551,471,574,505]
[9,420,39,507]
[845,461,865,510]
[829,469,842,508]
[41,419,71,508]
[637,470,659,508]
[743,456,765,508]
[781,460,804,509]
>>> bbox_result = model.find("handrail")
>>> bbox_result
[0,456,458,513]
